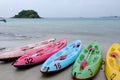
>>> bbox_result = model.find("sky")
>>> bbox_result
[0,0,120,18]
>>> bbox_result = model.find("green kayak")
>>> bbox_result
[72,41,102,80]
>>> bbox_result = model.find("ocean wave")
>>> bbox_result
[0,32,30,40]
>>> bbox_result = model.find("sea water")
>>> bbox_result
[0,18,120,41]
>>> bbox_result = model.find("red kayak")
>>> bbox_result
[0,38,56,61]
[13,38,67,67]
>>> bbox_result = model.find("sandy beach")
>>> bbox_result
[0,18,120,80]
[0,34,113,80]
[0,0,120,79]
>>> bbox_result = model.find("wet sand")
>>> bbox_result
[0,32,117,80]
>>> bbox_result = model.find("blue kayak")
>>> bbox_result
[40,39,82,73]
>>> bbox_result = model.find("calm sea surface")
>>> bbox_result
[0,18,120,40]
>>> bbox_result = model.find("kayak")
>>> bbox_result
[13,38,67,67]
[0,38,56,61]
[72,41,102,80]
[105,43,120,80]
[40,39,82,73]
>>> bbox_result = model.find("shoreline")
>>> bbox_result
[0,35,110,80]
[0,19,120,80]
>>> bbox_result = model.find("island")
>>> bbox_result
[13,10,41,18]
[100,16,120,19]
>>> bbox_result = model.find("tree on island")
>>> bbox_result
[13,10,41,18]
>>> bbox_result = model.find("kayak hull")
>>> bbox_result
[13,39,67,67]
[72,41,102,80]
[40,39,82,73]
[0,38,56,61]
[105,43,120,80]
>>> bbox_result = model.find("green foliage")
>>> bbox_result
[13,10,41,18]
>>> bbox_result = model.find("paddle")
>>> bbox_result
[55,42,80,61]
[81,48,95,70]
[111,52,120,65]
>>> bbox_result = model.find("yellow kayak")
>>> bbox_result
[105,43,120,80]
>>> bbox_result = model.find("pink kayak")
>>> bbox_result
[0,38,56,61]
[13,38,67,67]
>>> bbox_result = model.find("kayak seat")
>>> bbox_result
[111,52,118,58]
[55,55,67,61]
[76,42,80,47]
[72,42,80,48]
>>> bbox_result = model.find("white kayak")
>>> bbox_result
[0,38,56,61]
